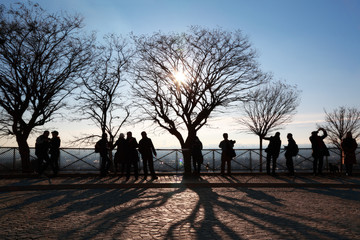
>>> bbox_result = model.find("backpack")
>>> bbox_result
[292,143,299,156]
[95,140,102,153]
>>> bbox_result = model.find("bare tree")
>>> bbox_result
[239,81,301,172]
[0,2,94,172]
[132,26,268,175]
[74,34,132,147]
[318,106,360,150]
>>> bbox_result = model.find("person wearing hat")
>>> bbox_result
[49,130,61,176]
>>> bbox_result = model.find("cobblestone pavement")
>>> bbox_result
[0,174,359,239]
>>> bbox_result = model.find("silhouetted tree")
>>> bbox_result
[132,26,268,175]
[0,2,94,172]
[239,81,300,172]
[74,34,132,148]
[318,107,360,163]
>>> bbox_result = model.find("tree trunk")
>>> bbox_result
[259,137,263,172]
[182,146,192,175]
[16,134,31,173]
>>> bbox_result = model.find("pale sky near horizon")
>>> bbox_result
[1,0,360,149]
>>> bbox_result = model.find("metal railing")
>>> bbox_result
[0,147,359,174]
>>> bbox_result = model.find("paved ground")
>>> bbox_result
[0,174,359,239]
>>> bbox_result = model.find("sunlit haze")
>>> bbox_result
[1,0,359,149]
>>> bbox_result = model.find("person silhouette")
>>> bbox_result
[309,128,329,176]
[341,131,357,176]
[284,133,297,176]
[36,131,50,176]
[264,132,281,176]
[49,131,61,176]
[138,131,158,180]
[113,133,126,176]
[98,133,111,177]
[191,136,203,175]
[125,131,139,181]
[219,133,235,175]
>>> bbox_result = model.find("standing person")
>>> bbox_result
[49,131,61,176]
[191,136,203,175]
[114,133,127,176]
[284,133,298,176]
[309,128,329,176]
[36,131,50,176]
[341,132,357,176]
[125,131,139,181]
[219,133,236,175]
[138,131,158,180]
[264,132,281,176]
[97,133,111,177]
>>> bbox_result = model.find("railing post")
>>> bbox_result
[175,150,178,174]
[13,148,16,171]
[212,150,215,173]
[249,150,252,173]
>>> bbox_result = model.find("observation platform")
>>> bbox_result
[0,173,359,239]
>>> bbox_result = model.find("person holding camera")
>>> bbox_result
[219,133,236,175]
[310,128,329,176]
[264,132,281,176]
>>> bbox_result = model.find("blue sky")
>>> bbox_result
[1,0,360,148]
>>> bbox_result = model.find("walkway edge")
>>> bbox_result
[1,182,359,191]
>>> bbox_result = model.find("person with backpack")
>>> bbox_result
[284,133,298,176]
[219,133,236,175]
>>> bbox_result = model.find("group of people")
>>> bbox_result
[35,128,357,177]
[254,128,357,177]
[35,130,61,176]
[97,131,158,180]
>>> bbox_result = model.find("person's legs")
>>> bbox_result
[345,164,353,176]
[148,157,156,177]
[126,162,131,180]
[286,154,294,175]
[272,155,277,175]
[193,158,197,173]
[221,155,226,174]
[100,155,106,176]
[266,153,271,175]
[143,158,149,178]
[318,156,324,174]
[133,161,139,180]
[114,159,118,174]
[120,161,126,176]
[105,157,111,173]
[36,155,44,174]
[227,158,231,175]
[313,156,318,175]
[52,153,59,175]
[197,161,201,174]
[38,154,50,175]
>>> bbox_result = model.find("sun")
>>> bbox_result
[173,71,187,84]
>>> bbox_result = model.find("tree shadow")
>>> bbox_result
[164,177,348,240]
[0,177,356,239]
